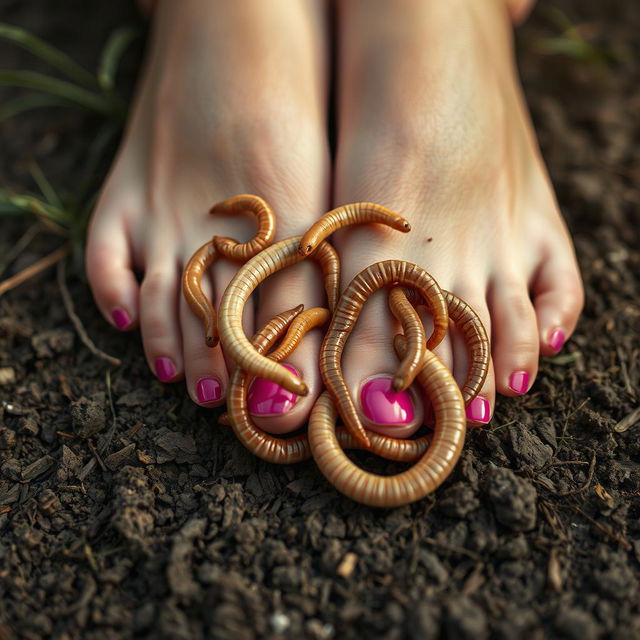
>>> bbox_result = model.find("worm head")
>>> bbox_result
[298,242,314,257]
[399,218,411,232]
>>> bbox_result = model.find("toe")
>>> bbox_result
[139,258,183,382]
[251,260,324,434]
[532,241,584,356]
[450,288,496,425]
[86,211,140,332]
[488,275,539,396]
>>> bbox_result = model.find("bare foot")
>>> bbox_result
[330,0,583,429]
[86,0,330,432]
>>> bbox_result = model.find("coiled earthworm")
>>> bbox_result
[209,194,276,261]
[298,202,411,257]
[218,236,341,397]
[226,308,432,465]
[309,347,466,508]
[388,287,427,392]
[320,260,448,448]
[182,241,219,347]
[268,307,331,362]
[404,288,489,405]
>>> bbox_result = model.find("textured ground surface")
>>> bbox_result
[0,1,638,638]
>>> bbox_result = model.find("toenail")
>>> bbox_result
[548,328,565,353]
[360,376,414,425]
[196,377,223,404]
[508,371,530,395]
[466,396,490,424]
[155,357,176,382]
[112,308,130,330]
[248,364,300,416]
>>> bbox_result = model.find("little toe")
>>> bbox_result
[532,242,584,356]
[488,275,539,397]
[86,212,140,332]
[139,259,183,382]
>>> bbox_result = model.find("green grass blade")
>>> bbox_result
[98,27,138,92]
[0,22,97,89]
[29,162,62,208]
[2,192,71,226]
[0,92,70,123]
[0,70,113,116]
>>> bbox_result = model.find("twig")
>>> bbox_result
[0,223,41,277]
[99,369,118,455]
[553,453,596,497]
[56,259,121,367]
[0,244,68,296]
[567,504,632,551]
[87,439,107,472]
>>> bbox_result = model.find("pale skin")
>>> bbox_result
[86,0,583,432]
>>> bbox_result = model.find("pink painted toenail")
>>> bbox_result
[155,357,176,382]
[248,364,300,416]
[196,377,223,404]
[360,376,414,425]
[508,371,529,395]
[466,396,490,424]
[548,328,565,353]
[112,308,130,330]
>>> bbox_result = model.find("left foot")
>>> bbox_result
[329,0,583,428]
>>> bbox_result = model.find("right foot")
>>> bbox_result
[86,0,331,432]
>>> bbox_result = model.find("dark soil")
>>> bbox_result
[0,1,639,639]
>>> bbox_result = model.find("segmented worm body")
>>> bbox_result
[404,288,489,405]
[268,307,331,362]
[228,307,432,464]
[309,348,466,508]
[182,241,219,347]
[182,194,277,347]
[388,286,427,391]
[218,236,341,397]
[298,202,411,257]
[210,194,276,261]
[321,260,448,448]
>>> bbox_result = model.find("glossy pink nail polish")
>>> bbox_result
[248,364,300,415]
[548,328,565,353]
[196,377,223,404]
[112,308,130,330]
[508,371,529,395]
[155,357,175,382]
[360,376,414,425]
[466,396,490,424]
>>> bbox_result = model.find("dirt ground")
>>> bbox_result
[0,1,638,639]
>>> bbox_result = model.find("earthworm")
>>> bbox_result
[388,286,427,392]
[268,307,331,362]
[209,194,276,261]
[218,236,341,397]
[227,308,432,465]
[320,260,448,448]
[404,288,489,405]
[182,241,219,347]
[298,202,411,257]
[309,348,466,508]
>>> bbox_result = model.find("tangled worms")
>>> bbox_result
[298,202,411,257]
[320,260,449,448]
[226,307,432,465]
[403,288,490,405]
[309,345,466,508]
[217,236,341,397]
[182,194,276,347]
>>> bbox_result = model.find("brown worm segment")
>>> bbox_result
[388,287,427,392]
[320,260,448,449]
[182,241,219,347]
[309,348,466,508]
[404,288,490,405]
[268,307,331,362]
[298,202,411,257]
[209,194,276,261]
[227,308,432,465]
[218,236,341,398]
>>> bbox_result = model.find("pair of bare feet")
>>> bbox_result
[86,0,583,436]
